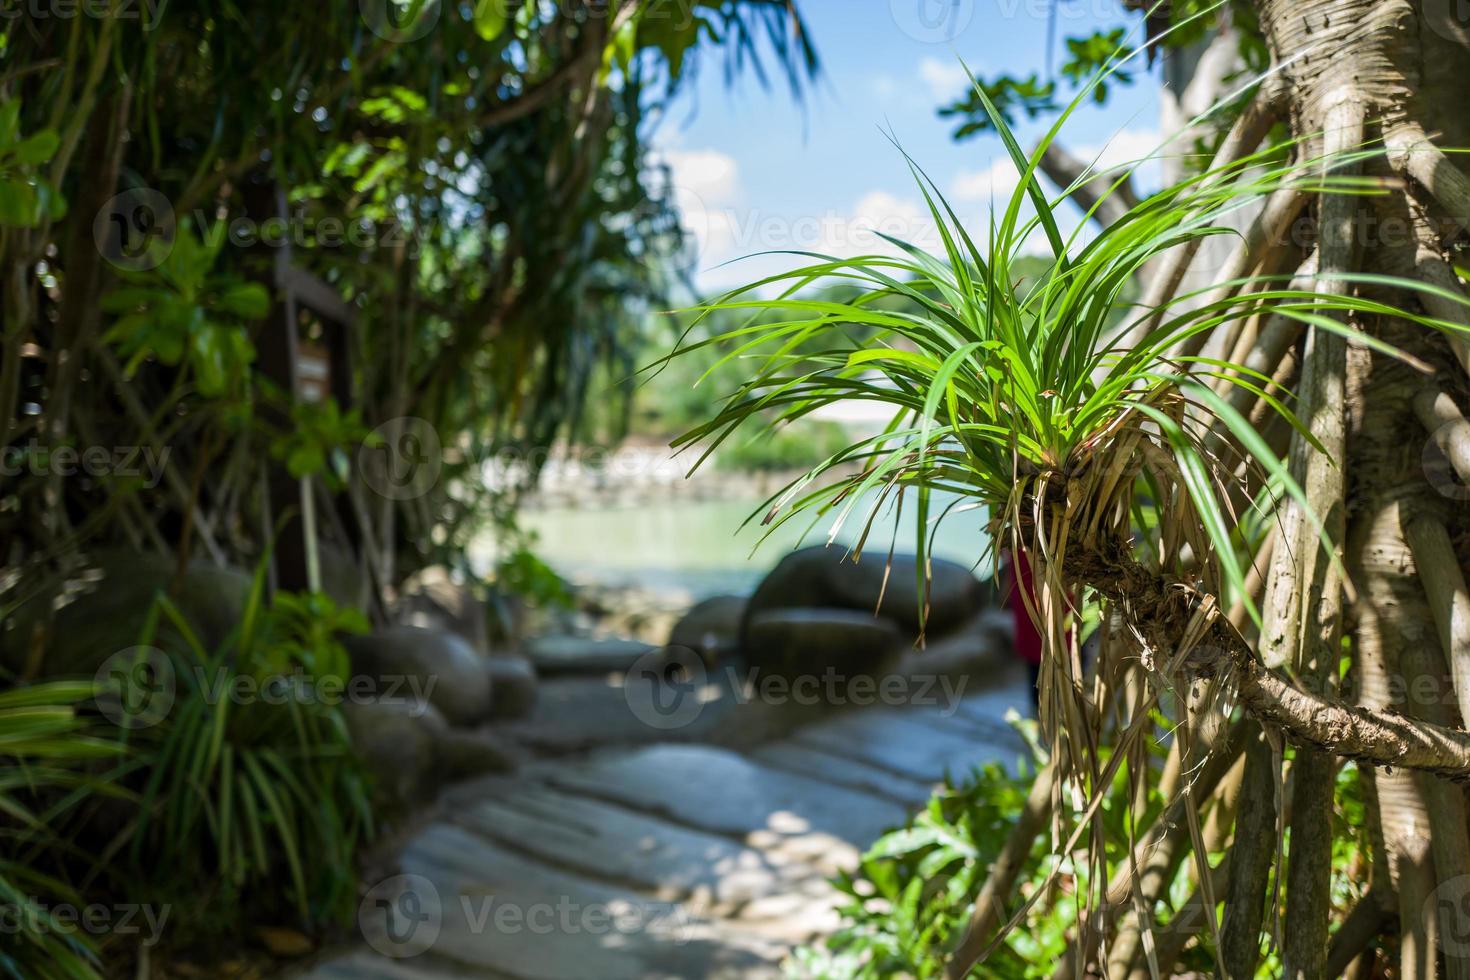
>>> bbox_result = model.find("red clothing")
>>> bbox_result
[1005,548,1045,666]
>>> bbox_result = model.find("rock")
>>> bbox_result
[825,551,986,634]
[792,707,1026,783]
[448,784,826,914]
[748,742,936,808]
[437,728,521,779]
[546,744,908,862]
[392,566,490,654]
[741,546,990,652]
[346,626,493,727]
[898,608,1014,677]
[351,821,787,979]
[342,697,448,811]
[667,595,746,664]
[743,607,903,679]
[524,634,654,675]
[485,654,538,719]
[0,549,252,678]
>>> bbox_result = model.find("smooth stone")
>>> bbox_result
[747,742,937,808]
[544,745,908,868]
[823,552,987,635]
[525,634,655,675]
[393,821,786,979]
[902,608,1015,675]
[741,547,991,649]
[0,549,252,677]
[792,708,1025,783]
[393,565,491,654]
[436,728,521,780]
[301,951,482,979]
[667,595,747,663]
[448,784,824,915]
[346,626,493,727]
[743,607,902,678]
[341,697,448,812]
[485,654,538,720]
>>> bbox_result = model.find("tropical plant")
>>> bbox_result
[672,22,1470,976]
[0,0,817,621]
[111,564,373,939]
[0,682,126,980]
[101,221,269,398]
[790,745,1374,980]
[0,101,64,229]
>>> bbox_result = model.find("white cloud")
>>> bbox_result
[949,127,1163,213]
[1073,127,1163,193]
[951,156,1023,204]
[871,73,899,101]
[691,189,947,294]
[650,146,744,275]
[918,57,971,102]
[822,190,940,258]
[660,147,740,205]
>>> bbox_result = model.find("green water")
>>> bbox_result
[516,490,990,598]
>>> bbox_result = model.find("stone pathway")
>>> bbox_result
[300,650,1029,979]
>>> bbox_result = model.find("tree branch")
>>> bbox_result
[1035,139,1139,229]
[1076,545,1470,781]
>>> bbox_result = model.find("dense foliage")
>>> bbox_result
[0,0,815,970]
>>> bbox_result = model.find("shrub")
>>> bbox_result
[0,682,127,980]
[103,566,374,942]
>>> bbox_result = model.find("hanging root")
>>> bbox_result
[1073,543,1470,781]
[1387,122,1470,234]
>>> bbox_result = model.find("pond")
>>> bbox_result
[515,488,993,599]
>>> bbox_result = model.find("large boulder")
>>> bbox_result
[392,566,491,654]
[667,595,747,664]
[342,697,518,811]
[524,634,655,675]
[345,626,493,727]
[437,727,521,780]
[342,697,448,811]
[0,549,252,678]
[741,547,990,652]
[744,607,903,679]
[485,654,538,720]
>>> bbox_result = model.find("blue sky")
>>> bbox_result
[656,0,1165,292]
